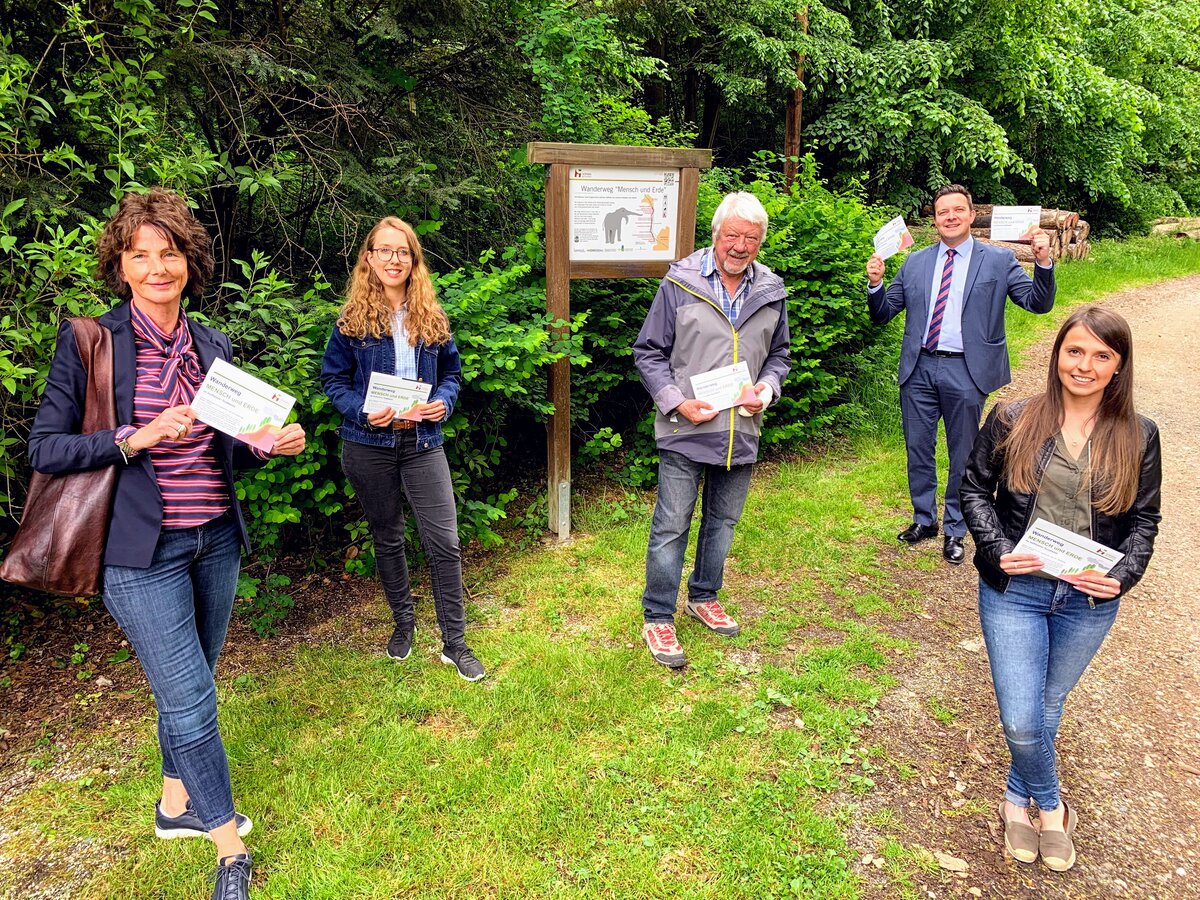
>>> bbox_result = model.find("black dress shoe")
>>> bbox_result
[943,536,965,564]
[897,523,938,544]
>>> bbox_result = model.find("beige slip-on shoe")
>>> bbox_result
[999,801,1039,864]
[1039,801,1078,872]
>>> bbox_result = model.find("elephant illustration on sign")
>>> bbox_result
[603,208,640,243]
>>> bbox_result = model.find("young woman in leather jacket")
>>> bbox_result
[961,305,1161,872]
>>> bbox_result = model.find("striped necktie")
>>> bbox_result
[924,247,955,351]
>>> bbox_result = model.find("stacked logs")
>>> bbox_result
[1149,217,1200,239]
[969,205,1091,262]
[919,204,1092,262]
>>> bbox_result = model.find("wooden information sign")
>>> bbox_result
[527,142,713,540]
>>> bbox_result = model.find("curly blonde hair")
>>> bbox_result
[337,217,451,345]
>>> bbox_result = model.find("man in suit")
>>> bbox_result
[866,184,1055,563]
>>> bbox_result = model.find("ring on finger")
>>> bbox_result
[176,423,189,438]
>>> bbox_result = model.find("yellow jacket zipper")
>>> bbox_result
[666,277,738,469]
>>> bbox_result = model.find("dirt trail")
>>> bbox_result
[851,276,1200,898]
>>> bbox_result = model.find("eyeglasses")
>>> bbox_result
[717,230,762,247]
[370,248,412,262]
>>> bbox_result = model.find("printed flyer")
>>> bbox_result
[873,216,914,260]
[363,372,433,422]
[990,206,1042,241]
[191,358,296,453]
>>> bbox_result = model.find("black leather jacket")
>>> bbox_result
[961,403,1162,597]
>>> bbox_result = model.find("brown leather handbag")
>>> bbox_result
[0,318,118,597]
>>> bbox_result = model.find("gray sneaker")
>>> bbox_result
[387,625,414,661]
[155,801,252,840]
[440,645,486,681]
[642,622,687,668]
[210,853,253,900]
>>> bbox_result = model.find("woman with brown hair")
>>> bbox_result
[28,187,306,899]
[962,305,1161,872]
[320,216,484,681]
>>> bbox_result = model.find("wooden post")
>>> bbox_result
[783,7,809,190]
[544,163,572,540]
[527,142,712,540]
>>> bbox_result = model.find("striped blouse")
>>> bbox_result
[114,304,231,528]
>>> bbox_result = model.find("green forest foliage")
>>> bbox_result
[615,0,1200,230]
[2,0,1198,572]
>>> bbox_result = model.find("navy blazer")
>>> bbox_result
[867,241,1056,395]
[28,302,264,569]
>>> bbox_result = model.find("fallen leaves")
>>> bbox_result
[933,850,970,873]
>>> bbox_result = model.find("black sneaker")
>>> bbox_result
[440,645,486,681]
[155,800,252,840]
[210,853,253,900]
[387,624,415,661]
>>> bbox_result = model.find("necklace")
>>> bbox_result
[1062,412,1097,452]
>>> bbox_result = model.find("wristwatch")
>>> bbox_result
[116,439,139,463]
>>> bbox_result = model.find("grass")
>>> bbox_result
[2,237,1199,899]
[4,462,905,900]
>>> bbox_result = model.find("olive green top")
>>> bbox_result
[1031,433,1092,577]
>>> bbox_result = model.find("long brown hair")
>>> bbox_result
[999,305,1142,515]
[336,217,451,345]
[96,187,214,303]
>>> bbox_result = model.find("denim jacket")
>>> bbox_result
[320,325,462,451]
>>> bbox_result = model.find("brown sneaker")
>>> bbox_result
[685,599,740,636]
[642,623,686,668]
[1039,802,1077,872]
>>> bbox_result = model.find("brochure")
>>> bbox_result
[363,372,433,422]
[689,361,757,413]
[191,358,296,453]
[873,216,915,260]
[990,206,1041,242]
[1012,517,1124,578]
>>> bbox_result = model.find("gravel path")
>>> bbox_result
[850,276,1200,898]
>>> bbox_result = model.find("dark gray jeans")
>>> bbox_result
[342,440,467,650]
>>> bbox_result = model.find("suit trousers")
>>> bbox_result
[900,352,985,537]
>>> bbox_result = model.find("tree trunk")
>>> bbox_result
[700,77,722,149]
[783,7,809,189]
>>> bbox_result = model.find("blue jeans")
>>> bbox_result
[102,514,242,832]
[979,575,1120,811]
[642,450,753,623]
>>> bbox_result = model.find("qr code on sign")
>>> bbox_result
[663,172,676,185]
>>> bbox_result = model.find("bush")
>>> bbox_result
[705,155,883,448]
[1,0,888,604]
[1088,177,1190,238]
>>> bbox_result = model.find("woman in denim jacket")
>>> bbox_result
[320,217,484,681]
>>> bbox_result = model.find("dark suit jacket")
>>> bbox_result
[867,241,1056,394]
[28,301,264,569]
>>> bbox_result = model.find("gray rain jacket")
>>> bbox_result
[633,249,791,468]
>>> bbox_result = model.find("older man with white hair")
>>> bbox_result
[632,191,792,668]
